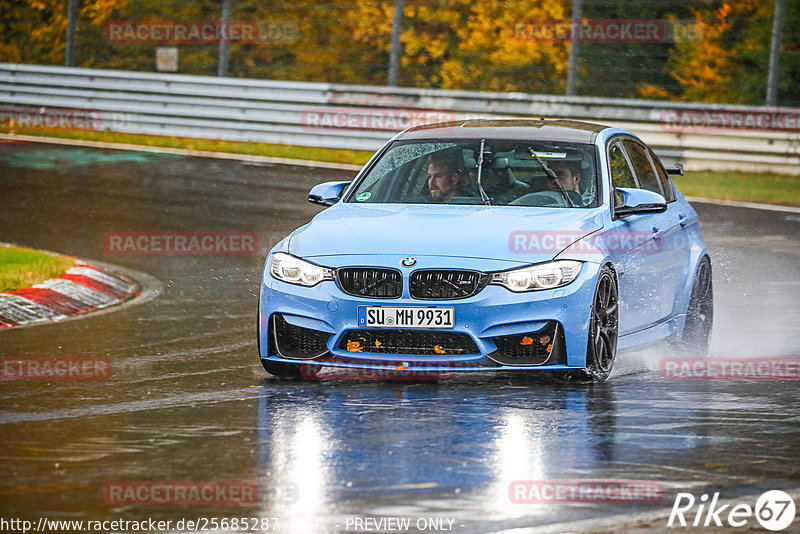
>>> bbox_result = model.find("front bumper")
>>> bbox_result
[258,255,599,372]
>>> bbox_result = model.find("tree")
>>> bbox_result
[639,0,800,106]
[341,0,567,91]
[0,0,127,65]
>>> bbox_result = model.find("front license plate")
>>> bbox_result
[357,306,455,329]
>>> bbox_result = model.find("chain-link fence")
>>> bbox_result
[1,0,797,107]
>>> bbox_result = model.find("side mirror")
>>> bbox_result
[614,187,667,217]
[308,181,351,207]
[666,163,684,176]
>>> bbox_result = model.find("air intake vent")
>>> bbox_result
[339,329,480,355]
[488,321,566,366]
[272,314,331,359]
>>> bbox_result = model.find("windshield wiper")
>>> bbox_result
[527,147,575,208]
[475,139,491,205]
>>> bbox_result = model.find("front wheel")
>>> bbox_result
[557,265,619,383]
[584,266,619,381]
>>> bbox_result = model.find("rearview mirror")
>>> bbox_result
[308,181,351,207]
[614,187,667,217]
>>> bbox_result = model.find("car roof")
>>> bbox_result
[396,119,610,144]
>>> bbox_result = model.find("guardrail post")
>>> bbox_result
[388,0,403,87]
[766,0,785,107]
[65,0,78,67]
[218,0,233,77]
[565,0,582,96]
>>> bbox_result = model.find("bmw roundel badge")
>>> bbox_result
[401,257,417,267]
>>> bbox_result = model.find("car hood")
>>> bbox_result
[289,203,604,264]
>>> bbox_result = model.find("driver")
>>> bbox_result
[546,160,584,206]
[426,151,467,203]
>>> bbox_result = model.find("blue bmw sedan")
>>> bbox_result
[258,119,712,381]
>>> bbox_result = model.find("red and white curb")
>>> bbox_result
[0,261,139,328]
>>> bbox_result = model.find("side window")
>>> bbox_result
[608,141,636,189]
[648,150,676,202]
[623,140,662,196]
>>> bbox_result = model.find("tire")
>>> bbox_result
[584,265,619,381]
[557,265,619,382]
[676,256,713,357]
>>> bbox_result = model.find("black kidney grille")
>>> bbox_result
[410,270,489,300]
[337,268,402,298]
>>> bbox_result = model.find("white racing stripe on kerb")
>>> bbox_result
[0,294,63,323]
[35,279,115,307]
[67,266,135,292]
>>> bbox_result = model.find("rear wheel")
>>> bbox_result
[676,256,713,357]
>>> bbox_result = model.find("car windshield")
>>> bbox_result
[346,139,598,208]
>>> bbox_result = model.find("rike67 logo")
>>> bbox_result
[668,490,796,531]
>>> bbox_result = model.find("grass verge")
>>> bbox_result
[0,243,75,293]
[2,128,798,207]
[675,171,800,207]
[0,127,374,166]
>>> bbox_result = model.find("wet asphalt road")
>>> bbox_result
[1,141,799,533]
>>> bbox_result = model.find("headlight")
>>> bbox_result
[490,260,582,292]
[270,252,334,287]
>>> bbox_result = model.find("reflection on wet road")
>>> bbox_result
[1,142,799,532]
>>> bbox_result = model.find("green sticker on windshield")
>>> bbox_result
[356,192,372,201]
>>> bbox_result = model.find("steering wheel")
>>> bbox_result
[510,190,569,207]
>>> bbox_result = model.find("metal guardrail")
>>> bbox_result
[1,63,799,174]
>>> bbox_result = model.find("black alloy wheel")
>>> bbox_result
[586,266,619,381]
